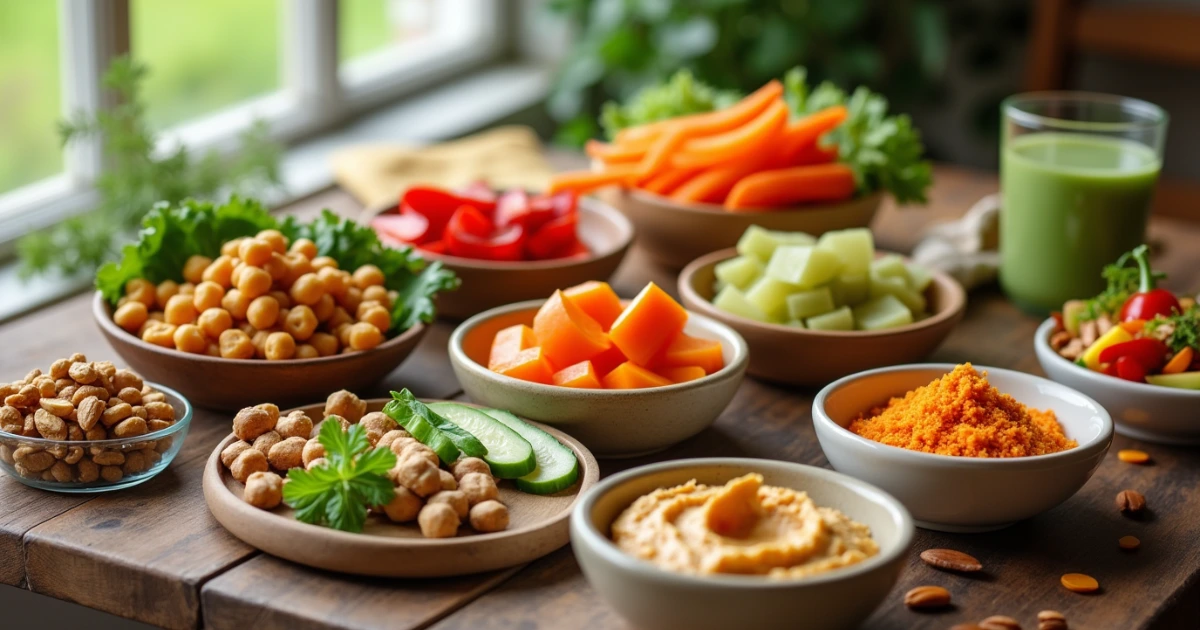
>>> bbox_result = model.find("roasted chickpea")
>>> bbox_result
[237,266,273,299]
[469,500,509,533]
[251,330,271,358]
[312,293,335,322]
[246,296,280,330]
[309,332,339,357]
[324,389,366,422]
[310,255,338,270]
[275,306,290,328]
[264,332,296,361]
[243,471,283,509]
[155,280,180,309]
[183,255,213,284]
[316,266,348,297]
[301,438,325,466]
[233,406,276,441]
[263,252,288,282]
[358,305,391,333]
[238,238,274,267]
[276,410,313,439]
[192,281,225,312]
[205,342,221,356]
[362,284,389,306]
[352,264,385,289]
[459,472,499,506]
[332,322,353,347]
[381,486,423,523]
[283,305,318,341]
[438,469,457,491]
[294,344,318,359]
[392,456,443,497]
[231,448,269,483]
[126,278,157,307]
[289,237,318,259]
[238,322,256,336]
[289,273,324,306]
[356,301,383,321]
[141,322,177,348]
[221,440,252,468]
[197,307,233,338]
[359,412,398,445]
[348,322,384,351]
[451,457,491,480]
[114,301,149,333]
[221,237,245,258]
[340,286,363,313]
[229,261,246,288]
[221,289,251,320]
[202,255,236,287]
[218,329,255,359]
[256,229,288,254]
[282,252,313,286]
[327,306,353,330]
[418,503,460,538]
[173,324,208,354]
[377,429,412,451]
[148,311,165,322]
[177,282,196,295]
[267,436,307,470]
[428,490,469,519]
[164,294,198,326]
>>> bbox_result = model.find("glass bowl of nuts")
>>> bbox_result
[0,356,193,493]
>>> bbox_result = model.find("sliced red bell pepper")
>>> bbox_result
[1098,337,1169,371]
[544,191,578,218]
[417,240,446,255]
[372,211,430,244]
[1103,361,1120,377]
[1114,355,1147,383]
[561,240,591,258]
[526,213,580,260]
[458,180,498,214]
[444,217,525,261]
[452,204,494,239]
[401,187,475,237]
[495,189,556,232]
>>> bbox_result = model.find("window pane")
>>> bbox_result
[0,0,61,192]
[339,0,439,61]
[131,0,280,129]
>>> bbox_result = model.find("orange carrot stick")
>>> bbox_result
[670,99,789,170]
[724,163,856,210]
[546,164,637,196]
[615,80,783,147]
[793,142,839,165]
[1163,347,1194,374]
[640,167,701,196]
[631,125,690,184]
[777,105,848,162]
[669,160,767,204]
[585,139,645,164]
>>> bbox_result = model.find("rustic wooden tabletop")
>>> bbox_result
[2,165,1198,630]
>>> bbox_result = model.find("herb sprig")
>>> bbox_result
[1081,250,1167,321]
[282,420,396,533]
[1146,305,1200,354]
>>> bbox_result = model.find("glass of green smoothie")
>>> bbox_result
[1000,92,1167,314]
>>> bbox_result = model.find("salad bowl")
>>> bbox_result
[1035,318,1200,445]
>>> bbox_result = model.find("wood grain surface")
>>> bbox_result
[2,166,1199,629]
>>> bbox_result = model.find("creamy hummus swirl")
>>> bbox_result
[611,473,878,578]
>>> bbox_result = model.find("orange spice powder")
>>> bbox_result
[847,364,1077,458]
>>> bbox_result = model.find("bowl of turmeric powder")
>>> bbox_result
[812,363,1113,532]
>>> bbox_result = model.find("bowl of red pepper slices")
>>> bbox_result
[1035,244,1200,445]
[366,184,634,320]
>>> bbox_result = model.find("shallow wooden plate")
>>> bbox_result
[202,399,599,577]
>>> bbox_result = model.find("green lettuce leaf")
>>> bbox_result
[599,69,741,139]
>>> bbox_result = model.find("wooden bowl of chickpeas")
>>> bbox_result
[93,229,429,411]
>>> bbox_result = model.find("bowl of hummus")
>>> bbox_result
[570,458,913,630]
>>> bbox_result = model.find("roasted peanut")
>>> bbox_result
[101,402,134,427]
[77,458,100,483]
[14,447,55,472]
[252,430,282,456]
[112,417,149,438]
[100,465,123,483]
[91,450,125,466]
[34,408,67,440]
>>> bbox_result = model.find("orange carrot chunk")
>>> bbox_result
[533,290,612,368]
[551,361,603,389]
[724,163,856,210]
[608,282,689,366]
[602,361,673,390]
[656,366,707,384]
[564,281,624,331]
[494,346,555,384]
[653,333,725,374]
[590,344,628,377]
[488,324,538,371]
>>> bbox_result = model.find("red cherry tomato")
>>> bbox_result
[1114,355,1148,383]
[372,211,430,245]
[526,213,580,260]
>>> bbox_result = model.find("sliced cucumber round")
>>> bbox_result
[427,403,536,479]
[482,409,579,495]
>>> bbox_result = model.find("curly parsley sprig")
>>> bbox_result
[1146,305,1200,354]
[282,420,396,533]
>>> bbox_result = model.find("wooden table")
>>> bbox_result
[2,165,1199,630]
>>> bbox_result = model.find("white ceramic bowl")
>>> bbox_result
[448,300,748,458]
[813,364,1113,532]
[570,458,913,630]
[1034,318,1200,445]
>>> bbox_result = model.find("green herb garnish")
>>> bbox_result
[1081,250,1167,321]
[382,389,487,464]
[95,198,459,334]
[1145,305,1200,354]
[282,420,396,533]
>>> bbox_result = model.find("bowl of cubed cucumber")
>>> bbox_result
[678,226,966,387]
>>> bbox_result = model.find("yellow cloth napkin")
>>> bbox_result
[330,126,555,208]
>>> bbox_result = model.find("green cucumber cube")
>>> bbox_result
[773,231,816,247]
[805,305,854,331]
[871,255,912,285]
[816,228,873,276]
[905,262,933,292]
[765,245,842,289]
[786,319,807,328]
[829,272,869,307]
[745,276,800,323]
[714,255,764,291]
[852,294,914,330]
[869,273,927,314]
[737,225,782,261]
[713,285,769,322]
[786,287,835,320]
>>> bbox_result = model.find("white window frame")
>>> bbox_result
[0,0,510,252]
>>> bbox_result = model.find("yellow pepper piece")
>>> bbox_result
[1082,325,1133,370]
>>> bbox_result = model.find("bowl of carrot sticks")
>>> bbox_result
[548,68,931,269]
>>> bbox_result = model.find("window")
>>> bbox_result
[0,0,62,192]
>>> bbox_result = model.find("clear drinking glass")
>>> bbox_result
[999,92,1167,314]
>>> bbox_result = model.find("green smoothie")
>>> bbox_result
[1000,132,1160,313]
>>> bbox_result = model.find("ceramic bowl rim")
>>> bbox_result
[622,188,885,216]
[0,380,193,447]
[93,291,426,367]
[363,196,634,271]
[448,299,749,397]
[679,248,967,339]
[813,363,1114,467]
[1034,318,1200,398]
[571,457,913,589]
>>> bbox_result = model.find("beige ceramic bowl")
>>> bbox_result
[678,248,966,387]
[94,292,427,411]
[570,458,913,630]
[364,197,633,320]
[447,300,748,458]
[596,188,882,269]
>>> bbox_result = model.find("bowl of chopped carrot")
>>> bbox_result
[813,363,1113,532]
[448,282,748,458]
[547,68,931,269]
